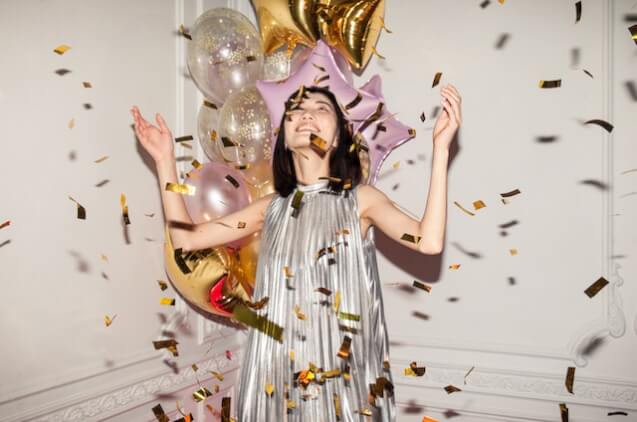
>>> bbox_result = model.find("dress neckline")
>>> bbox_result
[296,179,330,193]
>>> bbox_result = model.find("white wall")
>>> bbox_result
[0,1,635,421]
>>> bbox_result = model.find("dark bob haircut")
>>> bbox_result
[272,85,363,197]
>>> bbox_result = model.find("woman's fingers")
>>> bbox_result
[441,91,462,124]
[155,113,169,133]
[441,86,460,104]
[442,96,459,126]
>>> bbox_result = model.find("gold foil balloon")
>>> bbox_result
[252,0,385,71]
[252,0,321,54]
[217,86,272,167]
[318,0,385,71]
[163,226,238,317]
[197,102,224,162]
[186,8,264,104]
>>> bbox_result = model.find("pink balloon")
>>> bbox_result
[183,162,252,248]
[358,75,415,185]
[256,40,379,161]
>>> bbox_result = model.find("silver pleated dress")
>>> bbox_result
[237,180,396,421]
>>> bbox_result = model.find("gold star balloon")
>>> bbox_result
[252,0,385,70]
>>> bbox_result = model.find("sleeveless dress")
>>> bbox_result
[237,180,396,421]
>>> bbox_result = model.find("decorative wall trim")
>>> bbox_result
[21,353,240,422]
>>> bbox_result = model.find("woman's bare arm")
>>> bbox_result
[173,192,276,251]
[357,83,461,255]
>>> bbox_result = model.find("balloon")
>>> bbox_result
[186,8,264,104]
[358,75,415,185]
[256,40,379,162]
[252,0,320,54]
[197,102,224,162]
[163,226,236,317]
[318,0,386,71]
[182,162,253,249]
[263,46,311,81]
[252,0,385,71]
[217,86,273,168]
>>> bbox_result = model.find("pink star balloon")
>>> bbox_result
[256,40,380,157]
[358,74,415,185]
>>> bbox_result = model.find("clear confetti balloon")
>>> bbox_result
[187,8,264,103]
[197,103,223,162]
[217,86,272,167]
[263,46,311,81]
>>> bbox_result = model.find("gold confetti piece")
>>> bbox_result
[157,280,168,291]
[559,403,569,422]
[630,24,637,44]
[225,174,240,188]
[283,266,294,278]
[337,336,352,359]
[246,55,257,62]
[68,196,86,220]
[383,360,390,370]
[413,280,432,293]
[473,200,486,210]
[265,383,274,396]
[152,404,170,422]
[345,93,363,110]
[509,248,518,256]
[160,297,175,306]
[333,393,342,419]
[464,366,475,384]
[173,413,193,422]
[142,212,154,218]
[539,79,562,88]
[400,233,422,244]
[225,350,232,360]
[420,111,426,122]
[584,276,609,298]
[452,200,476,216]
[99,253,108,262]
[315,287,332,296]
[191,159,202,170]
[0,220,10,230]
[53,44,71,55]
[334,291,341,315]
[309,133,329,158]
[220,396,231,422]
[94,155,109,163]
[584,119,614,133]
[338,311,360,322]
[165,182,196,195]
[608,411,629,416]
[287,400,297,409]
[500,188,521,198]
[313,74,330,84]
[192,386,212,402]
[120,193,131,225]
[206,370,224,382]
[575,1,582,23]
[432,72,443,87]
[175,135,194,143]
[358,408,373,416]
[82,81,92,88]
[422,417,440,422]
[291,191,304,218]
[203,100,218,110]
[153,339,179,356]
[68,118,75,129]
[232,304,284,343]
[294,304,307,320]
[449,263,461,270]
[244,296,269,310]
[178,24,192,40]
[289,350,295,361]
[104,314,116,327]
[444,385,462,394]
[565,366,575,394]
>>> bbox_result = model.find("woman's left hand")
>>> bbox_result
[432,84,462,150]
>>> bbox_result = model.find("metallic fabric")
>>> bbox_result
[237,180,395,421]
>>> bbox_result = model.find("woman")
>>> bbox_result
[131,83,461,421]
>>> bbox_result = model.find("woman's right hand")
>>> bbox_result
[130,106,174,164]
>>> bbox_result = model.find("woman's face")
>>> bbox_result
[283,91,339,154]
